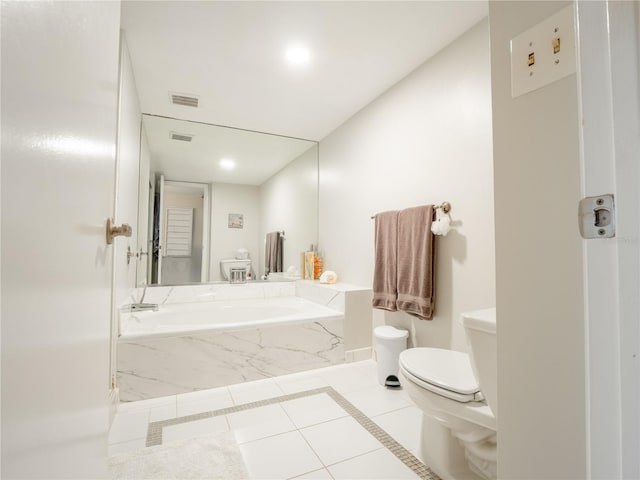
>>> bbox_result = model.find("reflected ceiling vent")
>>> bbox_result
[170,131,193,142]
[169,91,199,108]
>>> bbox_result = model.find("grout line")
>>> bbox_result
[321,446,386,468]
[324,389,439,480]
[145,386,440,480]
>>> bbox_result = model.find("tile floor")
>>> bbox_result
[109,360,435,480]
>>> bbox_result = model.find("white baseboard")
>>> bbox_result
[345,347,373,363]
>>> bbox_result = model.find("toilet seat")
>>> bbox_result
[399,348,485,403]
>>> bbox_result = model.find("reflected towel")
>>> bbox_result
[372,210,399,311]
[396,205,435,320]
[265,231,283,274]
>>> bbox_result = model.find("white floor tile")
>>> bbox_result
[162,416,229,444]
[281,393,348,429]
[149,402,177,422]
[300,416,382,466]
[291,468,334,479]
[318,363,379,394]
[351,359,378,377]
[116,394,175,414]
[229,378,285,405]
[372,406,423,454]
[228,404,296,444]
[108,438,146,457]
[176,386,234,416]
[328,448,419,479]
[275,371,330,394]
[111,361,428,480]
[108,409,149,444]
[343,384,412,417]
[239,431,323,480]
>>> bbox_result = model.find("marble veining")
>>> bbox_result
[118,318,343,401]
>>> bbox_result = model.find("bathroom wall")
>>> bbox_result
[161,189,204,284]
[318,19,494,352]
[259,145,319,277]
[113,37,143,307]
[489,1,587,478]
[210,183,261,280]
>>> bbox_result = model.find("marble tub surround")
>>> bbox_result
[118,317,344,402]
[296,281,373,358]
[115,281,376,402]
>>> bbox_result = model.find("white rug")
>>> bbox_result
[109,433,249,480]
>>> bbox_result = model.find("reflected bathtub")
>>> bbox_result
[117,296,344,401]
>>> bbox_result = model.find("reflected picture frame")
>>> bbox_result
[228,213,244,229]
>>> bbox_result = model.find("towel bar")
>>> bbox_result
[370,201,450,219]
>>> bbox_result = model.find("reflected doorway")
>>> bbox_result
[151,177,210,284]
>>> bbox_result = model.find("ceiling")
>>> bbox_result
[142,115,316,185]
[121,1,488,141]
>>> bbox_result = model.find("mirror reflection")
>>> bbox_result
[137,114,318,286]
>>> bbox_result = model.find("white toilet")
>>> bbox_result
[399,308,497,480]
[219,258,253,281]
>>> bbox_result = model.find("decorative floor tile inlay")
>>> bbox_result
[146,386,440,480]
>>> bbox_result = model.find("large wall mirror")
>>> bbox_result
[136,114,318,286]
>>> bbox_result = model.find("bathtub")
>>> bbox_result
[117,295,344,401]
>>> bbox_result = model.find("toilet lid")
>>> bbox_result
[400,348,483,402]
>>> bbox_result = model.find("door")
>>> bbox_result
[577,1,640,477]
[160,180,209,284]
[1,1,121,478]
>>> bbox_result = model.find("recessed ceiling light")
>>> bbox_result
[219,158,236,170]
[285,45,311,65]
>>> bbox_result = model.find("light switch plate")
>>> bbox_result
[510,5,576,98]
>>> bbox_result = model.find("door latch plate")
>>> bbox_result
[578,194,615,239]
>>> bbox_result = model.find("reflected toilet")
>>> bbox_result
[220,258,253,281]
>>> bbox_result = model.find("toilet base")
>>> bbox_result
[400,370,497,480]
[419,415,484,480]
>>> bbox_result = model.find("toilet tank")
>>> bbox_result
[461,308,497,417]
[220,259,252,280]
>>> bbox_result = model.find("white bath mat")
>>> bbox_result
[109,432,249,480]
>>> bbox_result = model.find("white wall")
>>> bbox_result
[259,145,319,277]
[113,37,142,306]
[318,19,494,352]
[489,2,587,478]
[210,183,261,280]
[1,2,121,477]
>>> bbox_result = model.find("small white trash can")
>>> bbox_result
[374,326,409,386]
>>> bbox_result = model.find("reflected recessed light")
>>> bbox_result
[219,158,236,170]
[285,45,310,65]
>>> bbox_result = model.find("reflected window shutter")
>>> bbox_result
[164,207,193,257]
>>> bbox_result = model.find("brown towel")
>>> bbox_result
[372,210,399,311]
[396,205,435,320]
[265,232,282,274]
